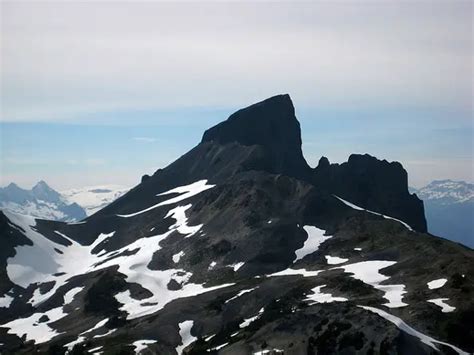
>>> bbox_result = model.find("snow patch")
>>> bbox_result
[294,226,332,261]
[428,298,456,313]
[229,262,245,272]
[336,261,408,308]
[0,294,13,308]
[2,306,66,344]
[306,285,348,304]
[133,339,157,353]
[325,255,348,265]
[172,251,185,263]
[427,278,447,290]
[176,320,196,354]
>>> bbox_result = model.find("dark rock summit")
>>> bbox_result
[201,94,426,232]
[202,94,310,179]
[0,95,472,355]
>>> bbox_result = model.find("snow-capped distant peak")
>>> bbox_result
[0,181,86,222]
[415,180,474,204]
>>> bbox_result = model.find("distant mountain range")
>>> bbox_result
[0,181,86,222]
[0,181,129,221]
[412,180,473,248]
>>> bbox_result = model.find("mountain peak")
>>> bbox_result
[202,94,297,146]
[201,94,309,177]
[33,180,51,189]
[5,182,21,190]
[31,180,62,202]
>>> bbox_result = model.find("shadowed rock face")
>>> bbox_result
[313,154,427,232]
[0,95,471,355]
[200,94,426,232]
[202,94,310,179]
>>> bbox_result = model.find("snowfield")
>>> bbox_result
[336,261,408,308]
[2,180,233,344]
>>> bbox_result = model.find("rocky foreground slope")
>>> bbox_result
[0,95,472,355]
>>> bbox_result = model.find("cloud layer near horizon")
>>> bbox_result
[2,1,472,122]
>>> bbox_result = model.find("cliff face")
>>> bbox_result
[313,154,427,232]
[201,94,310,179]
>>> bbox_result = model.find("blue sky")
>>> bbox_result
[1,1,472,189]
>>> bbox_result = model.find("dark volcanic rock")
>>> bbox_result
[313,154,427,232]
[202,94,310,179]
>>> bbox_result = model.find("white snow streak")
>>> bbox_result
[359,306,468,354]
[239,307,264,328]
[208,342,229,351]
[117,180,214,218]
[224,287,258,304]
[267,268,322,278]
[334,195,413,231]
[254,349,284,354]
[230,262,245,272]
